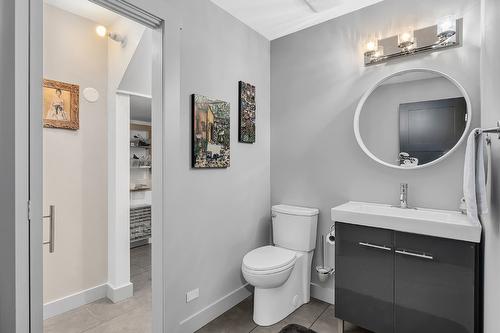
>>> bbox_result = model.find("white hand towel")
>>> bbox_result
[463,130,488,223]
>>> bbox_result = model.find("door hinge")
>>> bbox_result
[27,200,32,221]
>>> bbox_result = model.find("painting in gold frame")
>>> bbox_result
[43,79,80,130]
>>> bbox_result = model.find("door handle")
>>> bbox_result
[358,242,392,252]
[395,249,433,260]
[43,205,55,253]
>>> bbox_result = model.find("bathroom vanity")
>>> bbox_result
[332,201,482,333]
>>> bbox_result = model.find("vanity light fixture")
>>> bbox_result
[437,15,457,44]
[364,39,384,64]
[364,16,459,66]
[397,30,416,52]
[95,25,127,47]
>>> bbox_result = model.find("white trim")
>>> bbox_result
[150,24,165,333]
[43,284,108,320]
[131,119,152,126]
[116,89,152,99]
[88,0,163,29]
[28,0,44,331]
[353,68,473,170]
[15,0,32,331]
[106,282,134,303]
[310,282,334,305]
[178,284,252,333]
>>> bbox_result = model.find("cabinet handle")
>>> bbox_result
[395,249,433,261]
[358,242,392,251]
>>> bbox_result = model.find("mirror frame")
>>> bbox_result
[353,68,472,170]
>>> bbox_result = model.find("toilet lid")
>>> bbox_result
[243,246,296,271]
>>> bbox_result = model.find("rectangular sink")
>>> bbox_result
[331,201,482,243]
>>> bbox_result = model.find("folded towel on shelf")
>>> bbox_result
[463,129,489,223]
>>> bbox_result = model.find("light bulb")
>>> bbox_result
[374,46,384,57]
[437,15,456,41]
[96,25,107,38]
[398,30,415,50]
[366,40,378,52]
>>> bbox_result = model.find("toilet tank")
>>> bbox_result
[272,204,319,252]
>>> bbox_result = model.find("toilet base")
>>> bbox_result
[253,251,312,326]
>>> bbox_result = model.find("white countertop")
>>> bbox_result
[331,201,482,243]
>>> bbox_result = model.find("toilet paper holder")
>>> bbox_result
[315,228,335,282]
[327,224,335,243]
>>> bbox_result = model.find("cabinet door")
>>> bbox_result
[335,223,394,333]
[394,232,478,333]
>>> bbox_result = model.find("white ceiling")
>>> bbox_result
[210,0,385,40]
[44,0,122,26]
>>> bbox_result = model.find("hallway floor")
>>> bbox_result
[196,296,371,333]
[43,244,152,333]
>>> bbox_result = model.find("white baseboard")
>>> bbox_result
[107,282,134,303]
[178,284,252,333]
[43,284,108,320]
[310,282,334,305]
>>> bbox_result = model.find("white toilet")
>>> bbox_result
[242,204,319,326]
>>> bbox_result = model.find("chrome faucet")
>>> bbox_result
[400,183,408,209]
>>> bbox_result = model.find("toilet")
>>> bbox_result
[242,204,319,326]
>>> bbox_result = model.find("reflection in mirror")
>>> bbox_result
[358,70,468,168]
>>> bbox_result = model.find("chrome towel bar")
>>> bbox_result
[475,120,500,139]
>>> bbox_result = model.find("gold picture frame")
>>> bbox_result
[43,79,80,130]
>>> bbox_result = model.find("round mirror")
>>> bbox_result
[354,69,471,169]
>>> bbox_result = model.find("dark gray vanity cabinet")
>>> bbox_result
[335,223,394,333]
[394,231,478,333]
[335,222,480,333]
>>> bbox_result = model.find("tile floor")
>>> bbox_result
[196,296,372,333]
[45,244,370,333]
[43,244,152,333]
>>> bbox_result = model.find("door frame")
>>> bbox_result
[18,0,166,331]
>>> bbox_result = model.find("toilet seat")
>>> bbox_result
[242,246,296,274]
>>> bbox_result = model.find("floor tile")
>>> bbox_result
[44,307,101,333]
[196,296,257,333]
[250,298,329,333]
[132,268,152,294]
[83,306,152,333]
[44,244,152,333]
[310,305,338,333]
[86,295,144,323]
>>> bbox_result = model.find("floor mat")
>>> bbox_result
[279,324,317,333]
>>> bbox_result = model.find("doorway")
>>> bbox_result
[32,0,164,332]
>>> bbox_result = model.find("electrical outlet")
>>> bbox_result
[186,288,199,303]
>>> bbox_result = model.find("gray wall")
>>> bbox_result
[162,0,271,331]
[0,0,16,331]
[480,0,500,331]
[271,0,481,291]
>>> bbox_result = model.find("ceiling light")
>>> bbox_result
[95,25,127,48]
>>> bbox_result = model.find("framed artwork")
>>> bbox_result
[238,81,256,143]
[192,94,230,168]
[43,79,80,130]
